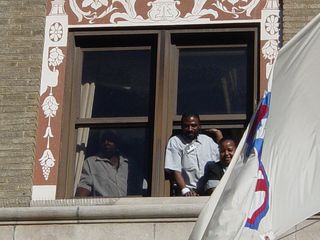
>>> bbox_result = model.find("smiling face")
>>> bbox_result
[219,139,236,167]
[181,115,201,141]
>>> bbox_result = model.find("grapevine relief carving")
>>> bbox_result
[37,0,68,184]
[39,47,64,180]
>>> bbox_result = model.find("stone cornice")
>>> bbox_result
[0,197,208,224]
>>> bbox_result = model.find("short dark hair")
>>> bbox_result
[181,113,200,123]
[99,130,120,146]
[218,138,237,148]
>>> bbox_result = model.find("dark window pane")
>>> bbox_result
[177,48,248,115]
[76,127,152,197]
[81,50,153,117]
[172,128,244,146]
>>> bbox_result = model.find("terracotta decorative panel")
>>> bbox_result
[66,0,265,25]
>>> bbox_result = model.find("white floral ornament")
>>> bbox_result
[49,22,63,42]
[48,47,64,69]
[262,39,279,79]
[265,15,280,35]
[39,149,56,180]
[262,39,279,61]
[39,46,62,181]
[42,95,59,118]
[43,127,54,138]
[82,0,108,10]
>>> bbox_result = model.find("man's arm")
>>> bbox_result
[165,137,198,196]
[75,158,93,197]
[174,171,198,196]
[75,187,91,197]
[203,128,223,143]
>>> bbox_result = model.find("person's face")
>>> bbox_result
[181,116,200,140]
[219,140,236,167]
[100,139,118,158]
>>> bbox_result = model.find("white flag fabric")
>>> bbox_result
[189,13,320,240]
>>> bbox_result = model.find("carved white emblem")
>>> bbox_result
[49,22,63,42]
[148,0,180,21]
[82,0,108,10]
[265,14,280,35]
[262,39,279,79]
[48,47,64,70]
[39,149,56,181]
[39,92,59,180]
[42,95,59,118]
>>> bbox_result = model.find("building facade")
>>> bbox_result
[0,0,320,239]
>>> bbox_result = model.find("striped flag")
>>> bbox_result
[244,91,270,232]
[189,13,320,240]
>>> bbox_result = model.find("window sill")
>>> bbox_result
[0,197,209,224]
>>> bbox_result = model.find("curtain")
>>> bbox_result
[221,68,237,114]
[73,82,95,195]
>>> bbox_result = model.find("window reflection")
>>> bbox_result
[81,50,153,117]
[177,48,248,115]
[75,127,151,197]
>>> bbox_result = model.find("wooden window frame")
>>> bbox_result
[57,26,259,198]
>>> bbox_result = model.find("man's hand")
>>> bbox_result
[203,128,223,143]
[184,189,199,196]
[174,171,199,196]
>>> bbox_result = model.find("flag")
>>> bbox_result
[189,13,320,240]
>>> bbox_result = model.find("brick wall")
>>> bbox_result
[0,1,46,207]
[282,0,320,44]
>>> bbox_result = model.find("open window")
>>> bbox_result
[58,27,259,198]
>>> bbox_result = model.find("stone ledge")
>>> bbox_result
[0,197,208,224]
[30,196,209,207]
